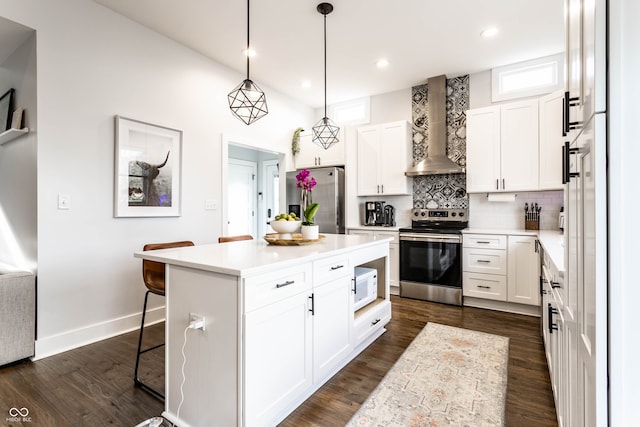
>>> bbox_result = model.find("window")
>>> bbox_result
[492,53,564,102]
[329,97,370,125]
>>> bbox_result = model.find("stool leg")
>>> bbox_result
[134,290,164,400]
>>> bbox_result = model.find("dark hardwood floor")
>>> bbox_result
[0,296,557,426]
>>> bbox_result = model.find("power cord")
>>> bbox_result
[176,318,205,420]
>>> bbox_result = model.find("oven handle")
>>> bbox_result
[400,233,461,243]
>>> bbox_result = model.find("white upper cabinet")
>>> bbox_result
[466,99,539,193]
[539,90,565,190]
[356,120,411,196]
[295,130,345,169]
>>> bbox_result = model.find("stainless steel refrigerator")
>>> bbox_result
[286,167,345,234]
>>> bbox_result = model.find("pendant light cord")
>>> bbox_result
[323,12,327,118]
[246,0,250,80]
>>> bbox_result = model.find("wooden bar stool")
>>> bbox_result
[134,240,194,400]
[218,234,253,243]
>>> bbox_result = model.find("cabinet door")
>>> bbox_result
[312,276,353,382]
[566,0,583,127]
[507,235,540,305]
[295,131,319,169]
[316,128,346,167]
[378,121,411,195]
[500,100,539,191]
[356,126,381,196]
[539,90,565,190]
[244,292,312,425]
[466,106,501,192]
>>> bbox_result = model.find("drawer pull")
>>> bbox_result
[551,281,562,289]
[477,285,492,289]
[477,260,491,263]
[476,241,491,244]
[371,318,381,326]
[330,264,344,271]
[276,280,295,288]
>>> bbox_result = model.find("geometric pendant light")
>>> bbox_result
[228,0,268,125]
[312,2,340,149]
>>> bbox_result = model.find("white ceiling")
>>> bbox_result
[2,2,565,109]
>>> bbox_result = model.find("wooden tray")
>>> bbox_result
[263,233,326,246]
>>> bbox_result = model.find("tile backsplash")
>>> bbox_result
[411,75,469,209]
[468,191,564,230]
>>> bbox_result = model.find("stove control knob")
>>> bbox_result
[421,211,426,217]
[414,211,419,217]
[451,212,457,217]
[459,212,465,217]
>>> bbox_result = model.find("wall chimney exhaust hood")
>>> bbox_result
[405,75,464,176]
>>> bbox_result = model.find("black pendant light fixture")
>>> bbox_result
[312,2,340,149]
[228,0,268,125]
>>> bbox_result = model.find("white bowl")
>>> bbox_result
[269,219,302,235]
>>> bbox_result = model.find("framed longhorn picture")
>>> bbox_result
[114,116,182,217]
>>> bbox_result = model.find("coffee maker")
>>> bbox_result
[365,201,385,226]
[383,205,396,226]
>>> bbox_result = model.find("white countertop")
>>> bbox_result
[134,233,392,277]
[463,228,565,273]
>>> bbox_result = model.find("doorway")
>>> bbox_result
[227,158,257,237]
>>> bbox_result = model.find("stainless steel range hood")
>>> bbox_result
[405,75,464,176]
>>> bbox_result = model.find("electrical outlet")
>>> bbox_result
[189,313,205,331]
[204,199,217,210]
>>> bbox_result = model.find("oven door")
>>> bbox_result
[399,233,462,305]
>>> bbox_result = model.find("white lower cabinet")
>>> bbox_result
[463,233,540,309]
[347,229,399,290]
[312,275,353,382]
[244,289,313,425]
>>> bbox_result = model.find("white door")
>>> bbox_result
[262,159,279,235]
[228,159,257,237]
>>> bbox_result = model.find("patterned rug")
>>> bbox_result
[347,323,509,427]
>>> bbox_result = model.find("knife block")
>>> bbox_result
[525,218,539,230]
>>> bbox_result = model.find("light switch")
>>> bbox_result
[204,199,217,210]
[58,194,70,210]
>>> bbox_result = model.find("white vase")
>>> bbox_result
[301,225,319,240]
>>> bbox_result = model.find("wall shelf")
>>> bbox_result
[0,128,29,145]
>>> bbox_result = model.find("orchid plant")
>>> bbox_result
[295,169,319,225]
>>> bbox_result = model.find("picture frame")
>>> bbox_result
[0,88,15,132]
[114,116,182,217]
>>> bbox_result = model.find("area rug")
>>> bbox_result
[347,323,509,427]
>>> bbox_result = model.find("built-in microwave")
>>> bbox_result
[353,267,377,311]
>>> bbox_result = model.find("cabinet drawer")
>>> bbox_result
[463,272,507,301]
[463,234,507,249]
[463,248,507,275]
[373,231,399,244]
[244,264,312,312]
[313,254,351,284]
[353,300,391,345]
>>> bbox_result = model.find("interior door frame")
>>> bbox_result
[227,158,258,237]
[221,134,286,238]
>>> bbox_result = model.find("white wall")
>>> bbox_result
[1,0,314,358]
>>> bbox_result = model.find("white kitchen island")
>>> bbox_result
[134,233,392,427]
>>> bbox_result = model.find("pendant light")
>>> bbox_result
[228,0,268,125]
[312,2,340,149]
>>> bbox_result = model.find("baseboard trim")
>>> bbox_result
[33,306,165,360]
[463,297,540,317]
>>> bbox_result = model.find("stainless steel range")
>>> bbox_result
[399,208,468,306]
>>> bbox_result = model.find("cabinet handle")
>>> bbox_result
[496,179,499,190]
[548,303,559,334]
[371,318,381,326]
[551,281,562,289]
[564,91,581,133]
[381,184,384,193]
[276,280,295,288]
[477,260,491,263]
[330,264,344,271]
[318,157,321,166]
[502,178,505,189]
[477,285,491,289]
[476,241,491,244]
[308,293,315,315]
[351,277,356,294]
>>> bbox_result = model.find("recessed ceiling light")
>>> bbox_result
[480,27,499,38]
[301,80,311,89]
[243,48,256,57]
[376,58,389,68]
